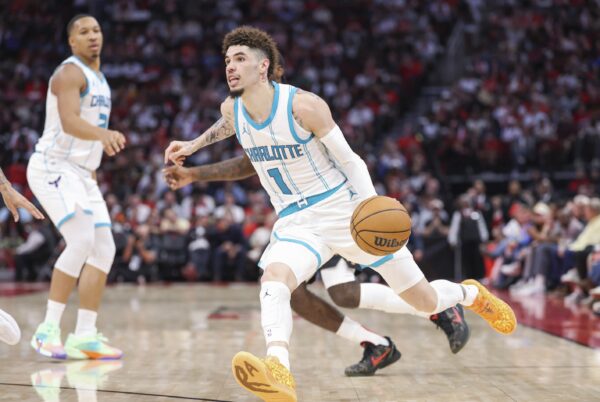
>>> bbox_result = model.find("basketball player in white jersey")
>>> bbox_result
[164,59,470,376]
[26,14,125,360]
[0,168,45,345]
[170,26,516,402]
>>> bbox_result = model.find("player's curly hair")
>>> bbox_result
[222,26,279,78]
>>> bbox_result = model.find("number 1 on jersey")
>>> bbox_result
[267,168,292,195]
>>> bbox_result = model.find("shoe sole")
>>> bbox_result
[0,309,20,345]
[65,345,123,360]
[232,352,297,402]
[463,279,517,335]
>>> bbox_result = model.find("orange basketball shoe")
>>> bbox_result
[462,279,517,335]
[232,352,297,402]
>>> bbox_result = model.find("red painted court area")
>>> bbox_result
[502,290,600,349]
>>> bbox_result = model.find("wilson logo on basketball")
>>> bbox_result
[374,236,401,248]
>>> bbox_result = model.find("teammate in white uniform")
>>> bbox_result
[0,168,44,345]
[27,14,125,360]
[169,26,516,402]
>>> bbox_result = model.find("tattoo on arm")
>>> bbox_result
[292,89,323,131]
[191,117,236,151]
[191,155,256,182]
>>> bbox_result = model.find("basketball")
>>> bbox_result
[350,196,411,256]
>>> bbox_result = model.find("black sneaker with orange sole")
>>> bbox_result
[344,337,400,377]
[430,304,470,354]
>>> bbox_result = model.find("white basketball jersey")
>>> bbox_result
[35,55,111,171]
[234,82,347,216]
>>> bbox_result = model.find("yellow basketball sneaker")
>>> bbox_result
[232,352,297,402]
[462,279,517,335]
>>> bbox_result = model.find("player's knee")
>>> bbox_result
[86,229,116,274]
[261,263,297,290]
[328,282,360,308]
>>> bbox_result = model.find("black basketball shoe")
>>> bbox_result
[430,304,470,354]
[344,337,401,377]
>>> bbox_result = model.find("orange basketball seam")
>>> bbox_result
[350,196,379,227]
[357,229,412,234]
[353,208,409,229]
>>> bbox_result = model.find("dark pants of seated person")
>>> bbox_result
[15,249,50,281]
[575,245,595,280]
[460,241,485,280]
[213,246,246,282]
[530,243,561,289]
[190,249,211,280]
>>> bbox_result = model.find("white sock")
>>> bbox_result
[260,281,293,368]
[44,300,66,325]
[359,283,430,318]
[460,284,478,306]
[75,309,97,337]
[336,316,389,346]
[267,345,290,370]
[430,280,477,312]
[76,389,97,402]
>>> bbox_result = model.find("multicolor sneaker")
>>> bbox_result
[64,332,123,360]
[232,352,297,402]
[0,308,20,345]
[462,279,517,335]
[344,337,401,377]
[430,305,470,354]
[31,366,66,402]
[31,322,67,359]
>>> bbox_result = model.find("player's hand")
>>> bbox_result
[101,130,126,156]
[164,140,194,166]
[162,165,194,190]
[0,184,44,222]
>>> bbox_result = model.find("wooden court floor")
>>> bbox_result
[1,284,599,402]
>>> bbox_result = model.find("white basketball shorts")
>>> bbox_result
[27,152,111,230]
[259,184,424,292]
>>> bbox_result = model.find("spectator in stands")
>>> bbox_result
[448,194,489,280]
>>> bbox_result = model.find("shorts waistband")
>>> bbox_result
[278,180,347,218]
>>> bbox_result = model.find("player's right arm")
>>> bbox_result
[52,64,125,156]
[162,154,256,190]
[164,98,236,165]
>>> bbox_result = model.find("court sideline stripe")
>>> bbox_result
[0,382,234,401]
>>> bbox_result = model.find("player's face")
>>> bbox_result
[224,45,268,97]
[69,17,103,60]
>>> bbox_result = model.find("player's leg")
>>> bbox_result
[290,281,400,376]
[31,207,95,359]
[0,308,21,345]
[323,258,469,354]
[232,232,329,402]
[375,248,516,335]
[65,184,121,360]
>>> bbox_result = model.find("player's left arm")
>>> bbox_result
[293,91,377,199]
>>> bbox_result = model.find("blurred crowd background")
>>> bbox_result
[0,0,599,313]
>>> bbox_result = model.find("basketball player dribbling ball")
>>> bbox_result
[27,14,125,360]
[167,26,516,402]
[0,168,44,345]
[164,56,471,377]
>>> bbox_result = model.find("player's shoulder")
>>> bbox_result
[50,63,87,91]
[292,88,327,112]
[220,97,235,116]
